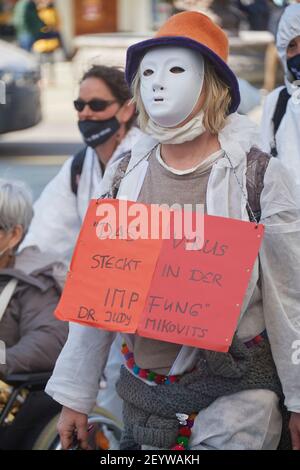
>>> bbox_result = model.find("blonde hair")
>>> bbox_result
[131,57,232,135]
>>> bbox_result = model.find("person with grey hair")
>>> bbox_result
[0,179,33,265]
[0,179,68,449]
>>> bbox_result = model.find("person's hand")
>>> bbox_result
[57,406,89,450]
[289,412,300,450]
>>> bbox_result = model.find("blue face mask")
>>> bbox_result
[287,53,300,81]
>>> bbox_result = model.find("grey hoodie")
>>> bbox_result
[0,246,68,377]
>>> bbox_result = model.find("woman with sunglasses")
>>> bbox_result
[23,64,142,256]
[21,65,143,425]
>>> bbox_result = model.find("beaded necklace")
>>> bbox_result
[121,343,196,450]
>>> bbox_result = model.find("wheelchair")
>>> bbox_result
[0,372,123,450]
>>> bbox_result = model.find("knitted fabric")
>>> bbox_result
[116,335,291,450]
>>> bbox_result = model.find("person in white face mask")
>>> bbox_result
[261,4,300,189]
[140,47,205,132]
[47,11,300,451]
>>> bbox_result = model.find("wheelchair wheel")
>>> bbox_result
[32,413,60,450]
[32,407,123,450]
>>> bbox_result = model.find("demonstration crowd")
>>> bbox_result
[1,2,300,452]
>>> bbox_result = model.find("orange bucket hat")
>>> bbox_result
[126,11,240,114]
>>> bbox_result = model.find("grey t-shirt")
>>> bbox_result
[134,146,224,374]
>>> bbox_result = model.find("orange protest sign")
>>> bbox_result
[55,199,163,333]
[56,200,264,352]
[137,212,264,352]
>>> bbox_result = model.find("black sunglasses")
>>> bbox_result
[73,98,117,112]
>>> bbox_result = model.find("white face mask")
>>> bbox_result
[140,46,205,128]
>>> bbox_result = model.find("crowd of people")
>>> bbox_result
[0,1,300,452]
[173,0,300,33]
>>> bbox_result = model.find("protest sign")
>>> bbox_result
[55,200,264,351]
[138,212,264,352]
[55,199,163,333]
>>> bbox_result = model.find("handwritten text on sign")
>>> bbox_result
[55,199,163,332]
[55,200,264,351]
[138,212,264,352]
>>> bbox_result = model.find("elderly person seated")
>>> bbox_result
[0,179,68,449]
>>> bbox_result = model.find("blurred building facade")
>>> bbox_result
[55,0,174,55]
[55,0,174,36]
[0,0,175,53]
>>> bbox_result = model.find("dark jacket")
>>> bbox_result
[0,246,68,377]
[13,0,45,38]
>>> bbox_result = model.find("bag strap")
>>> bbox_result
[70,146,88,195]
[111,151,132,199]
[246,147,271,223]
[110,147,270,223]
[0,279,18,323]
[271,87,290,157]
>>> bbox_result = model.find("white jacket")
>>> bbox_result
[22,127,143,258]
[22,126,143,423]
[260,4,300,187]
[46,114,300,448]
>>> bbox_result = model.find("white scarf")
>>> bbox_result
[145,112,205,144]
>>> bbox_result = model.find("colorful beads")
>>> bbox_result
[172,412,196,450]
[154,375,165,384]
[121,344,129,354]
[138,369,148,379]
[168,375,177,384]
[121,343,179,384]
[177,436,189,447]
[121,343,197,452]
[147,371,156,381]
[126,357,135,368]
[180,426,192,437]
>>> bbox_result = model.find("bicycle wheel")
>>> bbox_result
[33,408,123,450]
